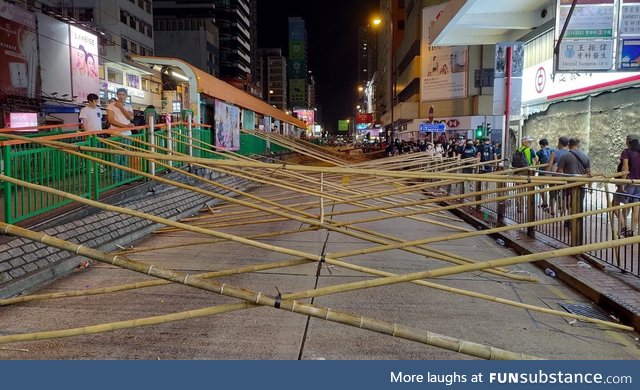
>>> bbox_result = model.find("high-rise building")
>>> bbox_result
[153,1,220,77]
[212,0,255,92]
[258,48,287,111]
[153,0,258,96]
[288,17,308,109]
[358,26,377,88]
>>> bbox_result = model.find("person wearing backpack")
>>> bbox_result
[512,135,538,213]
[460,139,478,174]
[536,138,554,211]
[512,135,538,169]
[478,136,496,173]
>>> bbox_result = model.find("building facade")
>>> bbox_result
[288,17,308,109]
[258,48,288,111]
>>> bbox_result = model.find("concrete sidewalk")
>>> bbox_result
[1,184,639,360]
[451,206,640,333]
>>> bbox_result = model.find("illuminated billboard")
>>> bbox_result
[70,25,99,103]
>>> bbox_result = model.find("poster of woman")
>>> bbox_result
[70,25,99,103]
[215,100,240,151]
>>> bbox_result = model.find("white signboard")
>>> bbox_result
[493,78,523,115]
[620,4,640,36]
[420,4,468,102]
[523,58,640,105]
[558,5,615,38]
[557,39,614,71]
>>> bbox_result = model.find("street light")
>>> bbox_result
[372,4,394,142]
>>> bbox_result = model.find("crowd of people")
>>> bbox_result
[384,135,503,164]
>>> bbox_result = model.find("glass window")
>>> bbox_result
[107,68,123,84]
[120,9,127,23]
[126,73,140,89]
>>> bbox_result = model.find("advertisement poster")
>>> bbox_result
[37,13,72,99]
[620,38,640,70]
[242,109,255,131]
[293,108,314,131]
[0,1,38,101]
[214,100,240,151]
[421,4,468,102]
[70,25,99,103]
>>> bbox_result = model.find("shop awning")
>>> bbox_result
[130,55,308,128]
[431,0,551,46]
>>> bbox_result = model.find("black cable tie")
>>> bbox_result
[320,255,326,264]
[274,286,282,309]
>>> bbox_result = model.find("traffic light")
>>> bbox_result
[475,125,484,139]
[486,124,492,136]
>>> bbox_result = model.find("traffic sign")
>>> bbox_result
[419,122,447,133]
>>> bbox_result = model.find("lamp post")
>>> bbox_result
[373,3,394,143]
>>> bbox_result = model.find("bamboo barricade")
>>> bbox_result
[1,170,527,282]
[0,222,540,360]
[98,137,516,278]
[3,131,626,185]
[1,175,637,331]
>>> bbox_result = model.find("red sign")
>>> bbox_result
[356,113,373,124]
[535,67,546,94]
[446,119,460,128]
[0,3,38,102]
[428,106,435,122]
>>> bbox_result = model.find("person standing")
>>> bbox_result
[536,138,554,210]
[620,135,640,236]
[106,88,134,182]
[512,135,538,169]
[556,138,591,230]
[548,136,570,216]
[107,88,134,135]
[512,135,538,213]
[78,93,102,132]
[478,136,496,173]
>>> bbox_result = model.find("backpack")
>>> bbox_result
[461,146,477,159]
[512,148,529,168]
[480,144,494,162]
[537,147,553,165]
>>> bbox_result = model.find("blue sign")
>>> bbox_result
[419,122,447,133]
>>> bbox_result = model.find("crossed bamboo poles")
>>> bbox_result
[0,130,638,359]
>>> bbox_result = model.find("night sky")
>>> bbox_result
[258,0,379,132]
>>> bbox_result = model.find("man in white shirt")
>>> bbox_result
[106,88,134,135]
[78,93,102,132]
[106,88,134,182]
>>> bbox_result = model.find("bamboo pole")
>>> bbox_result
[81,143,512,275]
[0,222,539,360]
[4,132,625,185]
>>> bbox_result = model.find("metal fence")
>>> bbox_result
[0,122,244,225]
[461,171,640,277]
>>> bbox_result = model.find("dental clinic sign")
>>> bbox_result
[556,0,640,72]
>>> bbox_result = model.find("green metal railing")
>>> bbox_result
[1,122,252,224]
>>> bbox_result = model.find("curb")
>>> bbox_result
[447,204,640,333]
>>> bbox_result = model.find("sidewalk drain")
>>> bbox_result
[558,302,613,322]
